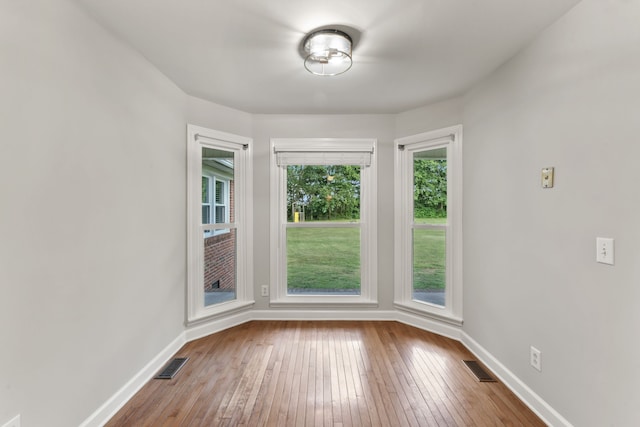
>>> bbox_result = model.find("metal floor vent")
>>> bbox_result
[155,357,189,380]
[462,360,496,382]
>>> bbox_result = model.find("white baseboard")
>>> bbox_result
[185,309,253,342]
[395,310,463,341]
[79,333,186,427]
[460,332,573,427]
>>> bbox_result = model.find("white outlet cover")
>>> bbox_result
[530,346,542,372]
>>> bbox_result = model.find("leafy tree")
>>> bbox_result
[413,159,447,218]
[287,165,360,221]
[287,161,447,221]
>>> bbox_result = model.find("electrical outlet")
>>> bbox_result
[261,285,269,297]
[2,414,20,427]
[530,346,542,372]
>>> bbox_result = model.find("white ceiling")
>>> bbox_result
[75,0,580,114]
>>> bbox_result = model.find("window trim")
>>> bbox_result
[270,138,378,308]
[394,125,463,325]
[187,124,254,323]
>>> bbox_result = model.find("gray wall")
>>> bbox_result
[0,1,187,426]
[462,0,640,425]
[395,96,464,138]
[186,96,252,137]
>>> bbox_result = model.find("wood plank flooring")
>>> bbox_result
[106,321,545,426]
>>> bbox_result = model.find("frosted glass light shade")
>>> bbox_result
[303,29,352,76]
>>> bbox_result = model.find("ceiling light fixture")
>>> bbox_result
[302,29,353,76]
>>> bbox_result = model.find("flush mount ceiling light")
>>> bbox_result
[303,29,353,76]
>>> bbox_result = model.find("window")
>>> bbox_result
[270,138,377,307]
[394,126,463,324]
[202,172,230,237]
[187,125,253,322]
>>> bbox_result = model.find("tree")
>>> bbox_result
[287,165,360,221]
[413,159,447,218]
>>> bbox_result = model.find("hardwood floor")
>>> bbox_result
[106,321,545,426]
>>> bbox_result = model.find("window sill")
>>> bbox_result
[394,301,463,327]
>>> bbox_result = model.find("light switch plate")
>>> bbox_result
[541,167,554,188]
[596,237,614,265]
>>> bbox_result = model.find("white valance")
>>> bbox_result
[273,140,374,167]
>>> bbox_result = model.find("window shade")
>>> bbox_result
[273,141,374,167]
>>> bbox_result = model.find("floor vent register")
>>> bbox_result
[462,360,496,382]
[155,357,189,379]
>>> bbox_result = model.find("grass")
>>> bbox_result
[414,217,447,225]
[286,219,446,291]
[287,227,360,290]
[412,228,446,290]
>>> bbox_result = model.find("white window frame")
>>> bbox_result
[187,124,253,323]
[270,138,378,308]
[202,173,230,237]
[394,125,463,325]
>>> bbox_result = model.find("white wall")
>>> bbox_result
[187,96,252,137]
[395,96,464,139]
[0,1,187,426]
[462,0,640,425]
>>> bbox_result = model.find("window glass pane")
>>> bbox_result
[202,176,210,203]
[229,181,234,223]
[412,228,446,306]
[215,180,225,203]
[414,148,447,224]
[204,228,237,306]
[202,206,211,225]
[203,147,234,231]
[287,165,360,223]
[215,206,225,224]
[287,227,360,295]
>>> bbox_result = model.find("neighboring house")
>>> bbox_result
[202,160,235,292]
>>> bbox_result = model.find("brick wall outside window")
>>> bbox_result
[204,180,235,292]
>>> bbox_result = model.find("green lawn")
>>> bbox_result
[412,228,446,290]
[414,217,447,225]
[287,227,360,290]
[286,220,446,291]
